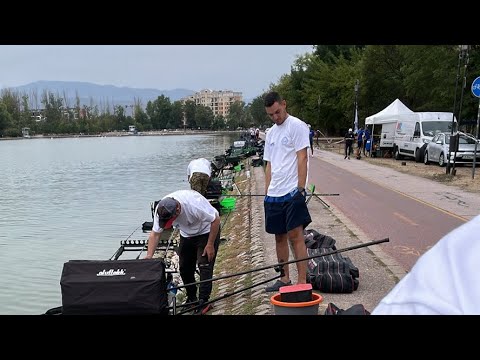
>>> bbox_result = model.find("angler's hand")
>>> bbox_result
[202,244,215,262]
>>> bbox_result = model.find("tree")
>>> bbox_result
[249,95,270,127]
[0,101,13,135]
[195,105,214,129]
[226,100,247,129]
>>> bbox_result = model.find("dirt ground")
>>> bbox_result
[319,141,480,194]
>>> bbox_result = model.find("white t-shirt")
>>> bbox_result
[153,189,218,238]
[263,115,310,197]
[372,214,480,315]
[187,158,211,177]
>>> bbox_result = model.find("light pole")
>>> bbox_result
[353,80,359,132]
[317,95,321,128]
[449,45,470,176]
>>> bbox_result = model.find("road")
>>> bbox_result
[308,151,476,272]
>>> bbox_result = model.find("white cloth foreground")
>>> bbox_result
[372,214,480,315]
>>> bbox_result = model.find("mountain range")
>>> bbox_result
[8,81,196,109]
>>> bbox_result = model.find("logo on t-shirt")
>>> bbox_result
[281,137,288,145]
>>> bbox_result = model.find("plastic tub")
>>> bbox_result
[220,197,236,212]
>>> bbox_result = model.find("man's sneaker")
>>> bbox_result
[194,299,213,315]
[265,279,292,293]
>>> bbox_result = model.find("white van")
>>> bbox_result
[379,122,396,149]
[393,112,455,162]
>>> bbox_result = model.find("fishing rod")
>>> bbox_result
[170,237,389,314]
[109,224,142,260]
[313,193,330,208]
[221,193,340,197]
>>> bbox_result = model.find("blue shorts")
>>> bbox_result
[264,188,312,234]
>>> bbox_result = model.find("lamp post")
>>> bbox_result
[317,95,321,128]
[353,80,359,132]
[448,45,470,175]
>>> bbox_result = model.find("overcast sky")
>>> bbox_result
[0,45,313,99]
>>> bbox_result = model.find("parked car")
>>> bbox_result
[424,132,480,167]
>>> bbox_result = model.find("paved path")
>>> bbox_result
[316,149,480,221]
[210,145,480,315]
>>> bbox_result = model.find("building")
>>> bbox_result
[181,89,243,117]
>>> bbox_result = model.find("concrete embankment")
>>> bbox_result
[211,159,402,315]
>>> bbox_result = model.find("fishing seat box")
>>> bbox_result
[280,283,313,303]
[60,258,168,315]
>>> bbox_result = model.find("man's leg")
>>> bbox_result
[199,174,210,197]
[288,226,308,284]
[285,191,312,284]
[178,236,198,301]
[197,232,220,302]
[274,233,290,283]
[189,173,202,194]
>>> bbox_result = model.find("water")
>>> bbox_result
[0,132,238,314]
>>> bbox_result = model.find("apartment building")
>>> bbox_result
[181,89,243,117]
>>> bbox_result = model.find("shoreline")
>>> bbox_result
[0,130,241,141]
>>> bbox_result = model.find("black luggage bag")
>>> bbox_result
[60,258,168,315]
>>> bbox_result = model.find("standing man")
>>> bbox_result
[344,128,354,159]
[308,124,315,157]
[187,158,212,197]
[145,189,221,315]
[356,127,364,159]
[363,127,371,156]
[263,91,312,292]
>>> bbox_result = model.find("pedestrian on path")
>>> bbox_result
[344,128,354,159]
[263,91,312,292]
[308,124,315,157]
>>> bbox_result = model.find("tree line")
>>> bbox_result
[259,45,480,135]
[1,45,479,137]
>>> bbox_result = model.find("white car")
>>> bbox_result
[424,132,480,167]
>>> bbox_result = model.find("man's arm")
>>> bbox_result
[264,161,271,194]
[145,230,161,259]
[296,148,308,189]
[202,214,220,262]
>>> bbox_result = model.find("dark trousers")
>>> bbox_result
[179,231,220,302]
[345,143,353,157]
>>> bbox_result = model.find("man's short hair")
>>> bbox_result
[264,91,282,107]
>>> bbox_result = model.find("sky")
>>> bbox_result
[0,45,314,100]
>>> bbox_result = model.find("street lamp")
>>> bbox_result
[353,80,359,132]
[317,95,321,128]
[448,45,470,175]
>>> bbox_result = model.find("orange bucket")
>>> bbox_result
[270,292,323,315]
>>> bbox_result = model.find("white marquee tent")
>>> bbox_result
[365,98,414,125]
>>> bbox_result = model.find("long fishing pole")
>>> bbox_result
[109,224,142,260]
[172,238,388,291]
[221,193,339,197]
[172,237,389,314]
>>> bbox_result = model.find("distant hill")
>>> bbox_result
[9,81,195,109]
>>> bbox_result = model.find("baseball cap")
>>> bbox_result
[156,197,178,229]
